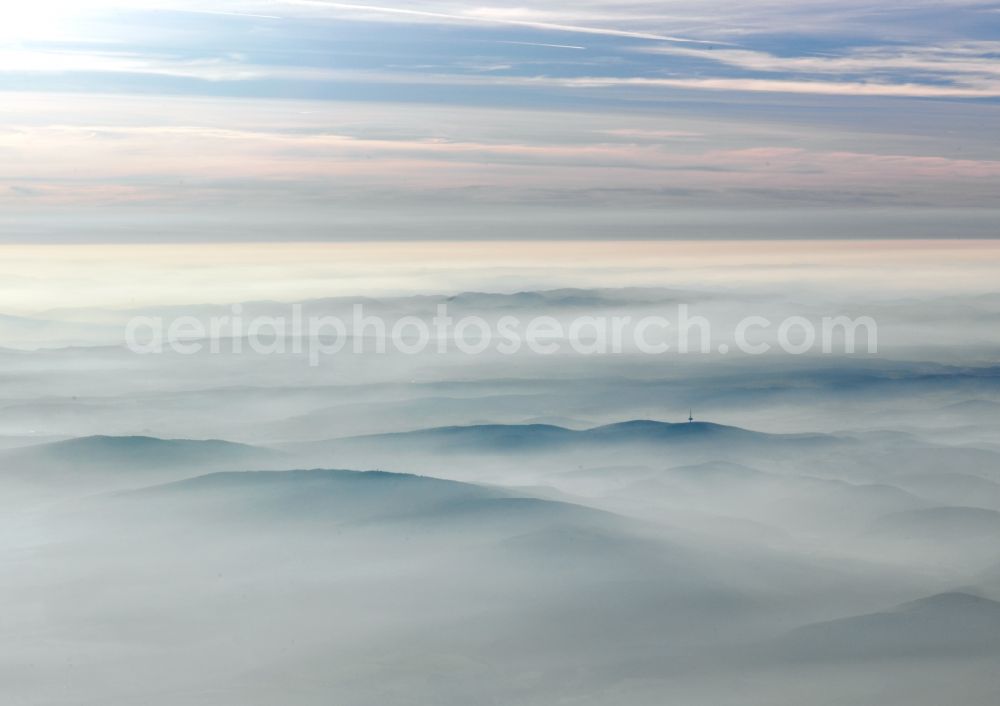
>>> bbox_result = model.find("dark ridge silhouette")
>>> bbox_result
[868,506,1000,539]
[0,434,279,470]
[293,419,841,456]
[777,592,1000,660]
[109,468,623,532]
[0,436,289,504]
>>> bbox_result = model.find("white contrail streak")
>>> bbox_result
[274,0,722,44]
[495,40,587,51]
[170,8,284,20]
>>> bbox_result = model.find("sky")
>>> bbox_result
[1,0,999,241]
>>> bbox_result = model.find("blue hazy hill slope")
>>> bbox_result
[775,593,1000,660]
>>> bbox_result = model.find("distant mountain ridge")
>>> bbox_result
[0,435,287,503]
[776,592,1000,660]
[40,286,705,322]
[0,434,279,469]
[290,419,841,456]
[94,468,645,548]
[868,506,1000,539]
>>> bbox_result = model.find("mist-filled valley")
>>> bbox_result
[5,0,1000,699]
[2,281,1000,705]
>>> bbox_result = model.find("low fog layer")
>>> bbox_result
[2,286,1000,705]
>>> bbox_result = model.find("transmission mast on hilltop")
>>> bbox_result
[688,409,694,423]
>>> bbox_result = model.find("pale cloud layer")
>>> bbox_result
[1,0,999,240]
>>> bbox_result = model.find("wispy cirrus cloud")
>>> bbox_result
[3,92,999,216]
[643,41,1000,79]
[0,47,338,82]
[538,75,1000,98]
[5,2,1000,100]
[7,44,1000,99]
[635,40,1000,95]
[2,1,1000,240]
